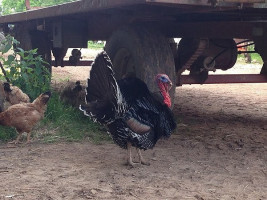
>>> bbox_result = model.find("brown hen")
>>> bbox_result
[3,82,30,110]
[0,91,51,144]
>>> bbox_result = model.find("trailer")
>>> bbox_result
[0,0,267,101]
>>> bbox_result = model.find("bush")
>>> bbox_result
[0,35,50,100]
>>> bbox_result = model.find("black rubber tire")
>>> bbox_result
[105,26,176,106]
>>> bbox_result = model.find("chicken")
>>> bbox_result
[69,49,82,66]
[60,81,85,107]
[1,82,30,111]
[80,51,176,167]
[0,91,51,144]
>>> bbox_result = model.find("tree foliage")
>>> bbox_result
[1,0,76,15]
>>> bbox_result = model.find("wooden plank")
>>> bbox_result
[0,0,264,25]
[0,0,146,24]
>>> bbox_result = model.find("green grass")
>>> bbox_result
[0,92,111,144]
[87,41,105,50]
[237,53,263,64]
[0,126,17,142]
[250,53,263,64]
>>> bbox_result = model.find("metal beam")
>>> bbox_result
[160,21,266,39]
[51,60,93,67]
[180,74,267,84]
[51,60,267,84]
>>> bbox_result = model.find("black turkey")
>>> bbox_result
[80,51,176,167]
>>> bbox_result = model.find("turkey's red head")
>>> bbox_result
[155,74,172,108]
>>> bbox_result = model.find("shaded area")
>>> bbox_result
[0,79,266,199]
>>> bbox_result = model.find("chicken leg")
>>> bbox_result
[8,130,32,144]
[26,131,32,144]
[8,131,23,144]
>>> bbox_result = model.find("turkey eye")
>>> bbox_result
[160,77,168,82]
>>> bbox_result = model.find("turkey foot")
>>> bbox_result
[137,149,150,166]
[127,142,141,168]
[127,159,140,168]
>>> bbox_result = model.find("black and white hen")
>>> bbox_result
[80,51,176,166]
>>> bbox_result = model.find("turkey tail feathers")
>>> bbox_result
[86,51,116,102]
[81,51,125,124]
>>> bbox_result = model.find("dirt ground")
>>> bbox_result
[0,56,267,199]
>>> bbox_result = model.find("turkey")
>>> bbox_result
[80,51,176,167]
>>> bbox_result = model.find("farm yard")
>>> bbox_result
[0,49,266,200]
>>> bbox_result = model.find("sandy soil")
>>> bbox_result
[0,56,266,199]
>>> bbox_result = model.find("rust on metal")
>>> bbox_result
[180,74,267,84]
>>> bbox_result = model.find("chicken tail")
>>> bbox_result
[32,91,51,108]
[42,91,52,104]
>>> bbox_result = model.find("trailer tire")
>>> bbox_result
[105,26,176,107]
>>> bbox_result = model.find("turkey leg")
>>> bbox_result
[127,142,139,167]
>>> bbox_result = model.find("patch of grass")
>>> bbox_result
[237,53,263,64]
[87,41,105,50]
[0,92,111,144]
[0,126,16,142]
[237,43,263,64]
[40,92,111,144]
[251,53,263,64]
[51,76,72,83]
